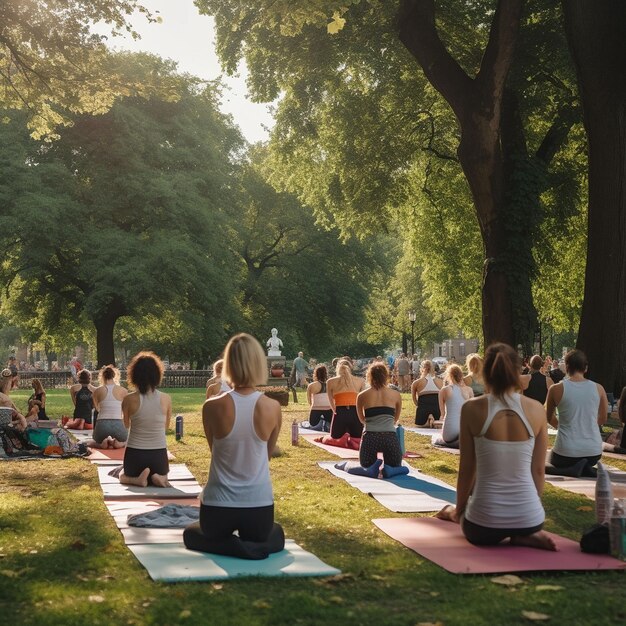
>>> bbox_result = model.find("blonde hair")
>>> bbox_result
[421,360,433,375]
[31,378,45,394]
[445,364,464,384]
[223,333,267,388]
[336,359,353,388]
[212,359,224,376]
[465,353,483,376]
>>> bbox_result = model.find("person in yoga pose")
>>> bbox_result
[119,352,172,488]
[521,355,553,404]
[306,364,333,430]
[90,365,128,449]
[463,354,485,397]
[69,369,96,427]
[0,368,27,431]
[356,362,403,471]
[411,360,443,427]
[205,359,231,399]
[183,333,284,559]
[545,349,607,477]
[327,359,365,439]
[437,343,556,551]
[433,364,473,448]
[28,379,49,421]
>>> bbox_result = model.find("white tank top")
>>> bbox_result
[97,384,123,420]
[420,375,440,395]
[311,382,331,409]
[220,379,231,393]
[465,393,545,529]
[553,379,602,457]
[202,390,273,508]
[126,390,167,450]
[442,384,465,443]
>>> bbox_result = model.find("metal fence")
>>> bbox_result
[15,370,215,390]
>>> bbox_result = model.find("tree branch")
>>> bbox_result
[535,102,579,165]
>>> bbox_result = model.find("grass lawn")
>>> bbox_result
[1,388,625,625]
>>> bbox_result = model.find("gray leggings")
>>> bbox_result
[93,419,128,444]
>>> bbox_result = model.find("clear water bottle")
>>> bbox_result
[610,499,626,560]
[175,414,184,441]
[596,462,613,525]
[291,420,299,446]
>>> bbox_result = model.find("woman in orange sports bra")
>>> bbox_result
[327,359,366,438]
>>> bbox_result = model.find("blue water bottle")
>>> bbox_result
[396,424,406,456]
[175,414,183,441]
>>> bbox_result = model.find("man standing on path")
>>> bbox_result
[292,351,309,388]
[396,353,411,392]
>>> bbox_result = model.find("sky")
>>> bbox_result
[102,0,274,143]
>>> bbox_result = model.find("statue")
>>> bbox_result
[266,328,283,357]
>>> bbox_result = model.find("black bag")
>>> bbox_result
[580,523,610,554]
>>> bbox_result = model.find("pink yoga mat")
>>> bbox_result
[373,517,626,574]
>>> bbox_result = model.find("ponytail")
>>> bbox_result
[483,343,520,397]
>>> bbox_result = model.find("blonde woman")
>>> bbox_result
[183,333,284,559]
[327,358,366,439]
[463,353,485,397]
[411,360,443,427]
[206,359,231,399]
[91,365,128,449]
[28,379,49,420]
[435,364,473,448]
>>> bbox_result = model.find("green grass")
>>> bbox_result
[1,389,625,625]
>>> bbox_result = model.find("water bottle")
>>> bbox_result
[610,499,626,560]
[396,424,406,456]
[175,414,184,441]
[596,462,613,525]
[291,420,299,446]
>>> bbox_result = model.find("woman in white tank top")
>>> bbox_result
[90,365,128,449]
[432,365,473,448]
[119,352,172,489]
[183,333,285,560]
[436,343,556,551]
[546,349,608,477]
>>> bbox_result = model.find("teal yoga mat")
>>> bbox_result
[128,540,341,582]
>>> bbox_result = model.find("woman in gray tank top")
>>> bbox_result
[183,334,285,560]
[546,349,608,477]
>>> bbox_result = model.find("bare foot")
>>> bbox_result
[111,439,126,449]
[435,505,458,522]
[105,436,114,449]
[119,467,150,488]
[511,531,557,551]
[426,415,435,428]
[151,473,171,488]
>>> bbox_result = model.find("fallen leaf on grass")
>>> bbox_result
[576,506,593,512]
[416,622,444,626]
[522,610,550,621]
[76,574,89,582]
[89,595,105,603]
[535,585,564,592]
[211,583,223,591]
[0,569,18,578]
[329,596,344,604]
[321,573,355,585]
[429,591,440,597]
[370,574,385,581]
[178,610,192,619]
[252,600,271,609]
[491,574,524,586]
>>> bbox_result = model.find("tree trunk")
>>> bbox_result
[94,312,119,367]
[563,0,626,394]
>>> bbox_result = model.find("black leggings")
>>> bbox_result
[309,409,333,428]
[550,451,601,471]
[359,431,403,467]
[183,504,285,560]
[415,394,440,425]
[462,517,544,546]
[123,447,169,479]
[330,406,363,438]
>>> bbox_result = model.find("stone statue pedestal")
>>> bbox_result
[266,356,286,370]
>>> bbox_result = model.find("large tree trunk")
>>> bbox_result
[563,1,626,394]
[94,310,120,367]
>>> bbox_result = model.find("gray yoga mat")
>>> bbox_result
[97,464,195,484]
[318,461,456,512]
[128,540,341,582]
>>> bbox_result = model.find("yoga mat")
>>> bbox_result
[99,481,202,500]
[128,540,341,582]
[405,426,558,438]
[318,461,456,512]
[97,464,195,484]
[121,526,186,544]
[88,448,176,462]
[373,517,626,574]
[300,434,360,459]
[545,473,626,500]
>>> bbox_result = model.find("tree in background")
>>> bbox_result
[562,0,626,393]
[0,60,243,365]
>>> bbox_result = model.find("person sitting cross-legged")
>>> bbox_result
[183,333,285,560]
[436,342,556,551]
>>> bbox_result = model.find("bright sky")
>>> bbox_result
[104,0,273,143]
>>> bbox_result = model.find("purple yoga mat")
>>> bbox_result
[373,517,626,574]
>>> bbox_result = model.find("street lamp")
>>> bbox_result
[408,311,416,357]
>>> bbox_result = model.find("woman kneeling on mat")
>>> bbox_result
[183,333,285,560]
[437,343,556,551]
[120,352,172,488]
